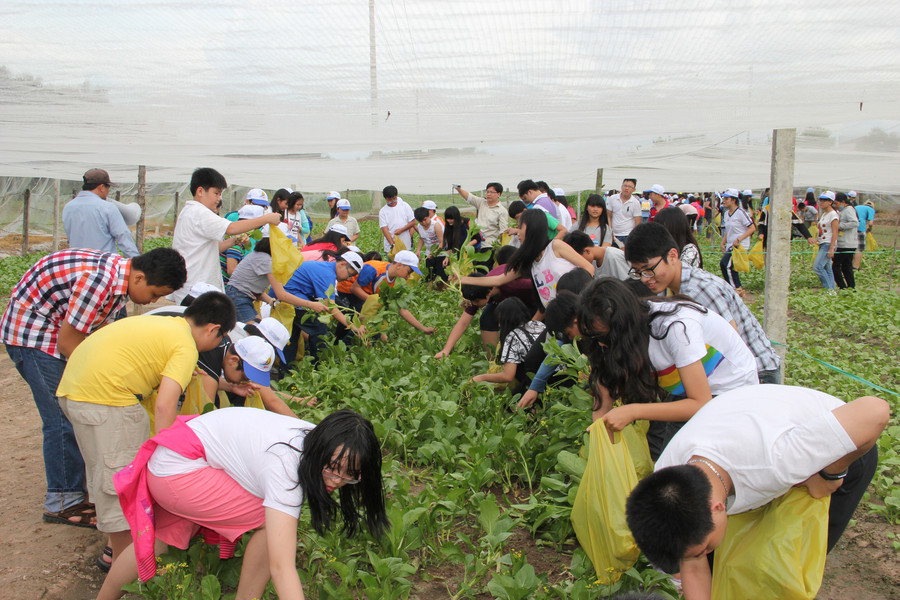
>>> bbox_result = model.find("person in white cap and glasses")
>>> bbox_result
[325,190,341,219]
[283,250,366,364]
[325,199,360,242]
[719,188,756,297]
[171,169,280,303]
[811,191,839,295]
[647,184,670,221]
[63,168,141,259]
[349,250,435,337]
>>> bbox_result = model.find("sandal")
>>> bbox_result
[42,501,97,529]
[96,546,113,572]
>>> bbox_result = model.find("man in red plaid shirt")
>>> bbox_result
[1,247,186,527]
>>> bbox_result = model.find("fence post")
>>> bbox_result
[135,165,147,252]
[21,189,30,255]
[764,128,795,372]
[52,179,61,251]
[594,168,603,194]
[232,190,237,213]
[173,191,180,231]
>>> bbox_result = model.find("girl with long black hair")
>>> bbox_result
[471,297,546,385]
[575,194,613,247]
[654,206,703,268]
[577,278,757,455]
[100,408,388,600]
[459,209,594,306]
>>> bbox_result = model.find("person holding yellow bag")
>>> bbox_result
[625,384,888,600]
[718,189,755,297]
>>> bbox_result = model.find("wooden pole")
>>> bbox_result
[594,168,603,194]
[232,190,237,213]
[135,165,147,252]
[21,189,30,255]
[764,128,795,373]
[52,179,61,251]
[371,189,379,215]
[889,213,900,290]
[173,191,180,231]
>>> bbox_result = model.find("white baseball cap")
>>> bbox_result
[649,184,666,195]
[393,250,422,275]
[187,282,221,300]
[346,245,361,253]
[246,188,269,206]
[233,336,275,386]
[722,188,740,199]
[255,317,289,362]
[742,189,753,197]
[422,200,438,210]
[819,190,836,201]
[336,198,351,209]
[340,251,364,273]
[238,204,265,220]
[848,190,858,198]
[552,187,565,197]
[327,223,350,239]
[326,190,341,200]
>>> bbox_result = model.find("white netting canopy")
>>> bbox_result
[1,0,899,195]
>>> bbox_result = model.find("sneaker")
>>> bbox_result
[827,289,837,296]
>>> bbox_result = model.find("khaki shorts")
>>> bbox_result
[59,398,149,533]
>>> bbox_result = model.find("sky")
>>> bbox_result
[1,0,899,193]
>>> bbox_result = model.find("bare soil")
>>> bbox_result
[1,347,898,599]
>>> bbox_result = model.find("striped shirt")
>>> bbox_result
[678,264,780,372]
[0,249,130,359]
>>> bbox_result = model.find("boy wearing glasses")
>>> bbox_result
[63,168,140,258]
[171,168,281,303]
[56,291,237,563]
[624,222,781,384]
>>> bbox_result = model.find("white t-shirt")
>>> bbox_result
[607,194,642,236]
[595,247,630,281]
[647,301,758,397]
[148,408,314,518]
[378,199,415,252]
[722,207,754,250]
[817,210,839,245]
[556,203,573,230]
[532,243,578,306]
[415,219,443,257]
[170,200,232,302]
[656,385,857,515]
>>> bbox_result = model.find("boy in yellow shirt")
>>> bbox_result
[56,292,236,563]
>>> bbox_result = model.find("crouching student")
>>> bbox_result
[576,278,758,459]
[471,297,546,386]
[625,385,887,599]
[98,408,389,600]
[413,206,447,281]
[624,223,782,383]
[282,250,366,364]
[55,292,236,563]
[563,230,631,281]
[434,245,541,359]
[349,250,435,336]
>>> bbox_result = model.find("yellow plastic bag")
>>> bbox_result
[711,487,830,600]
[270,226,303,284]
[622,419,652,480]
[866,231,878,252]
[387,237,407,261]
[749,239,765,269]
[140,374,212,435]
[217,389,265,410]
[731,244,750,272]
[570,420,650,585]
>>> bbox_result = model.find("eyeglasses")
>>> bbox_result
[322,466,360,485]
[583,328,610,345]
[627,256,665,280]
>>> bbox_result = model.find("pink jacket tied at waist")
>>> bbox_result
[114,415,236,582]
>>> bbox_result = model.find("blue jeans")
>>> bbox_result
[225,285,258,322]
[813,243,836,289]
[719,249,742,289]
[6,345,86,512]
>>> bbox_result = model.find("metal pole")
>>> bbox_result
[52,179,61,251]
[173,191,180,231]
[21,189,30,255]
[369,0,377,127]
[135,165,147,252]
[764,128,795,372]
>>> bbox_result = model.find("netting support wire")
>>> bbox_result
[136,165,147,253]
[764,128,796,375]
[22,188,31,254]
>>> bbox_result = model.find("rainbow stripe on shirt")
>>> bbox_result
[653,345,724,395]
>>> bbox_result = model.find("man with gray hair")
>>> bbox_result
[63,168,140,258]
